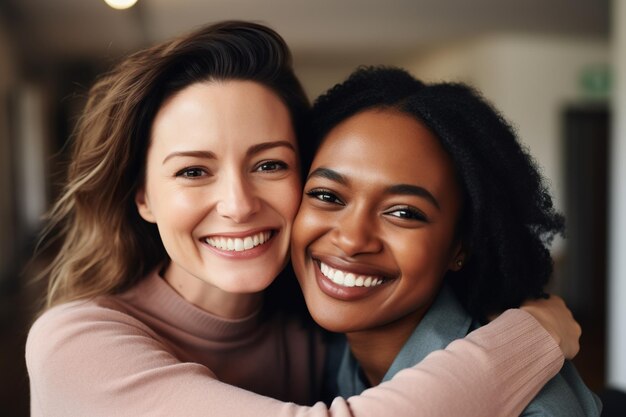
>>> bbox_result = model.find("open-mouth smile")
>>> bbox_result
[203,230,273,252]
[318,261,387,288]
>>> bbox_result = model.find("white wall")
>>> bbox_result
[608,0,626,392]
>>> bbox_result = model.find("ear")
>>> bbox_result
[135,187,156,223]
[448,241,467,272]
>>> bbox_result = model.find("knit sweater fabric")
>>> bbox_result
[27,270,564,417]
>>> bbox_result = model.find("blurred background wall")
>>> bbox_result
[0,0,622,415]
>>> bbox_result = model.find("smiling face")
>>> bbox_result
[291,109,464,334]
[136,80,301,317]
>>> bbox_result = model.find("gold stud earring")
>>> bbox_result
[456,259,464,268]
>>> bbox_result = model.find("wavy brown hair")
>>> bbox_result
[38,21,310,310]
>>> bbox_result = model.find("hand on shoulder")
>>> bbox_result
[520,295,581,360]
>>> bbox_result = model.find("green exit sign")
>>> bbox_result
[579,65,611,98]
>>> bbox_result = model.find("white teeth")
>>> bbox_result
[205,231,271,252]
[344,273,355,287]
[319,262,384,288]
[333,270,345,285]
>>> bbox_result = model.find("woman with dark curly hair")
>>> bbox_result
[292,66,602,416]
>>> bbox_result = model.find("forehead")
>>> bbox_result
[150,80,296,153]
[313,109,456,186]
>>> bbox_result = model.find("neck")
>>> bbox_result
[163,264,263,319]
[346,308,429,387]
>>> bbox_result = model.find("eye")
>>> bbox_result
[384,206,428,222]
[305,188,345,205]
[175,167,208,179]
[255,160,288,172]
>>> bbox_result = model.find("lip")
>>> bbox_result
[203,227,275,239]
[200,228,278,259]
[311,255,397,301]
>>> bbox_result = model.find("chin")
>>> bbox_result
[306,303,356,333]
[310,316,347,333]
[213,273,277,294]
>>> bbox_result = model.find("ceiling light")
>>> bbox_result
[104,0,138,10]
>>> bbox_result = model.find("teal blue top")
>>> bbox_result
[331,285,602,416]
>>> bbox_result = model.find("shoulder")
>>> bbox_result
[522,361,602,416]
[27,296,156,345]
[26,297,166,380]
[25,297,217,416]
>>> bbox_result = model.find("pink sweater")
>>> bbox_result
[26,270,563,417]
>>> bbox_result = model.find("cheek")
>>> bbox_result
[388,238,450,317]
[395,232,458,282]
[149,184,207,230]
[269,177,303,223]
[291,206,322,285]
[292,203,329,251]
[291,203,332,280]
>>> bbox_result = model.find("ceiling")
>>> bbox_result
[2,0,609,68]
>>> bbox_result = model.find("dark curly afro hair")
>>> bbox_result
[305,66,565,320]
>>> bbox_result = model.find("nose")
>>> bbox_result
[330,207,383,256]
[215,172,261,223]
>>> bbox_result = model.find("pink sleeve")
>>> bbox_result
[26,306,562,417]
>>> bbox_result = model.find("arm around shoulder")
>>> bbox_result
[338,309,563,417]
[26,304,562,417]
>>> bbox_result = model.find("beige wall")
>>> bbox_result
[295,60,357,101]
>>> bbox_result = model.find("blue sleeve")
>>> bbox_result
[521,361,602,416]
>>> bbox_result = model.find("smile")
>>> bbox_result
[319,261,385,288]
[204,231,272,252]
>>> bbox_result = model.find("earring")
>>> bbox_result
[455,259,464,269]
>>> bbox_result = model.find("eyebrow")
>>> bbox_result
[162,150,216,164]
[308,167,440,210]
[162,140,295,165]
[307,167,348,185]
[386,184,440,210]
[246,140,296,157]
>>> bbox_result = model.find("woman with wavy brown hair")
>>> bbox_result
[26,20,578,417]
